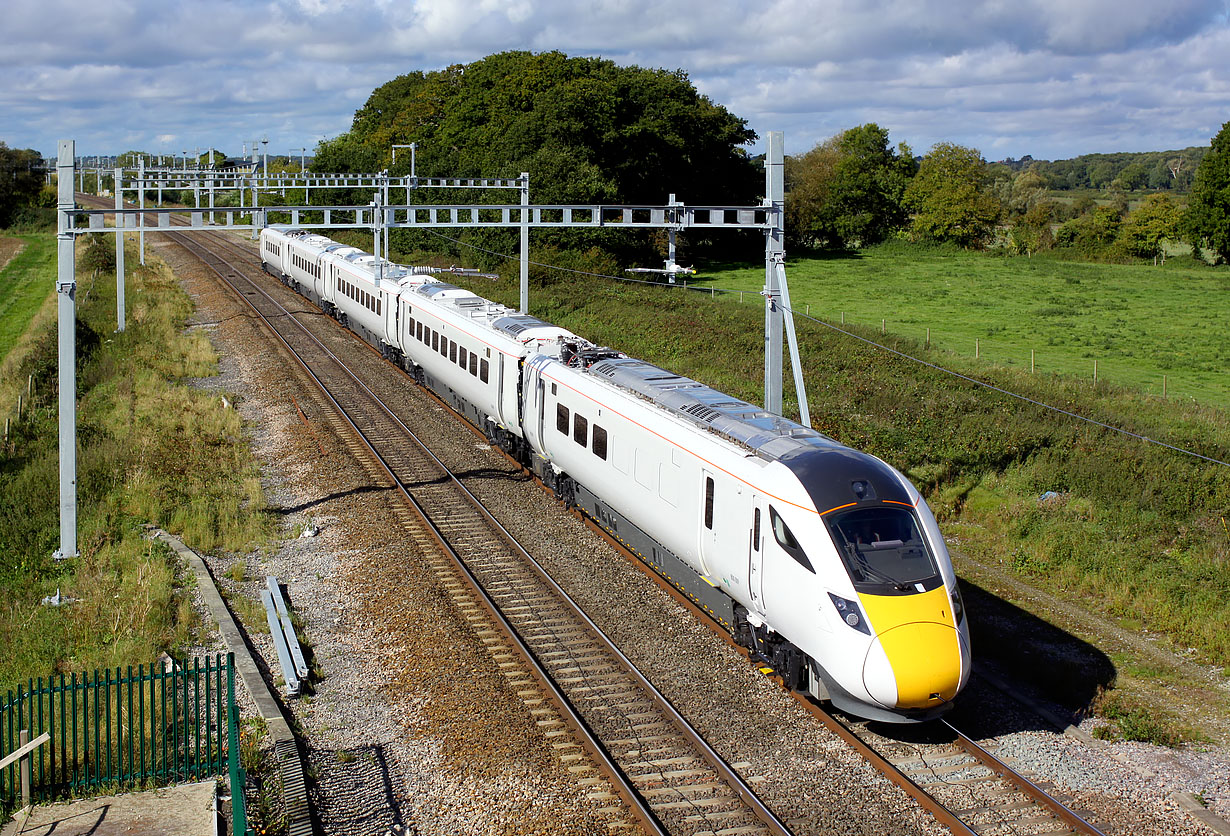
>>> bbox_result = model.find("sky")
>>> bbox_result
[2,0,1229,165]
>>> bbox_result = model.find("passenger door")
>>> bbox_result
[747,496,764,611]
[697,470,718,579]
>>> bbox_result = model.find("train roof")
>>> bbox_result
[586,356,910,511]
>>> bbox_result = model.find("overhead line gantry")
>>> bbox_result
[54,133,807,562]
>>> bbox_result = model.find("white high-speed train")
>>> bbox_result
[260,225,972,722]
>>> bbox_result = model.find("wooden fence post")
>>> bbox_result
[20,729,30,809]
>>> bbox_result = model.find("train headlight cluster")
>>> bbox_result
[951,586,966,626]
[828,593,870,635]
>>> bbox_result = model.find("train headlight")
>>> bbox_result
[951,586,966,626]
[827,593,870,635]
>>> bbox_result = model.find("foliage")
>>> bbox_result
[1113,161,1150,191]
[1021,147,1206,192]
[1054,205,1123,254]
[1119,194,1182,262]
[1008,201,1055,256]
[314,51,760,263]
[78,232,117,275]
[1184,119,1230,264]
[1093,690,1197,746]
[784,124,914,249]
[905,143,1001,247]
[0,142,48,228]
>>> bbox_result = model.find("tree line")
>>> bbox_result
[998,148,1207,192]
[0,142,52,229]
[785,121,1230,264]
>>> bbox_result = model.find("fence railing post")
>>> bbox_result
[226,653,248,834]
[19,730,30,810]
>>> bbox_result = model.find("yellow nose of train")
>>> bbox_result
[858,585,965,709]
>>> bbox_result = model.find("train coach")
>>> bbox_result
[260,225,971,723]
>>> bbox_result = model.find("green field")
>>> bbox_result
[0,234,56,362]
[700,243,1230,409]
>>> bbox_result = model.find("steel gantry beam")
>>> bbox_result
[59,138,812,562]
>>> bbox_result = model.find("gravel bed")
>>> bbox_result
[155,236,617,836]
[159,233,1230,836]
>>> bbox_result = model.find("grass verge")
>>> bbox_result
[704,242,1230,409]
[0,230,274,690]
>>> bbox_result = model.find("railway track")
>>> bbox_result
[139,218,793,836]
[88,198,1121,836]
[802,702,1109,836]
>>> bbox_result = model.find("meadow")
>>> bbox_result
[0,234,57,412]
[701,243,1230,409]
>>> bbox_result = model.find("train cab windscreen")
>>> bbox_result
[826,506,942,593]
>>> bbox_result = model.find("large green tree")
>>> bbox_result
[784,123,914,249]
[904,143,1001,248]
[317,51,759,206]
[0,142,47,228]
[315,51,760,265]
[1184,120,1230,264]
[1120,193,1182,263]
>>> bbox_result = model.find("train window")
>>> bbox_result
[469,354,478,376]
[439,338,448,357]
[458,347,467,367]
[432,331,439,351]
[704,477,715,530]
[592,425,607,460]
[826,507,938,590]
[557,404,570,433]
[449,342,457,363]
[753,508,761,552]
[770,506,813,572]
[480,359,489,383]
[573,414,588,446]
[551,382,557,396]
[415,321,422,341]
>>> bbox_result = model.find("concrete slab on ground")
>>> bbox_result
[1,780,216,836]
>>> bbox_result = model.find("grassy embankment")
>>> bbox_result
[0,234,57,416]
[0,231,274,691]
[703,242,1230,409]
[454,244,1230,743]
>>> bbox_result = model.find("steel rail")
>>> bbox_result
[802,706,979,836]
[942,718,1107,836]
[166,228,794,836]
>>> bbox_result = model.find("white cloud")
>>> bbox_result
[0,0,1227,160]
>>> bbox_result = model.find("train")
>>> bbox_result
[259,225,972,723]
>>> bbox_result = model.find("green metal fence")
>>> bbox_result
[0,653,247,831]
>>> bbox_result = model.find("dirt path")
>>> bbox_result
[0,236,26,273]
